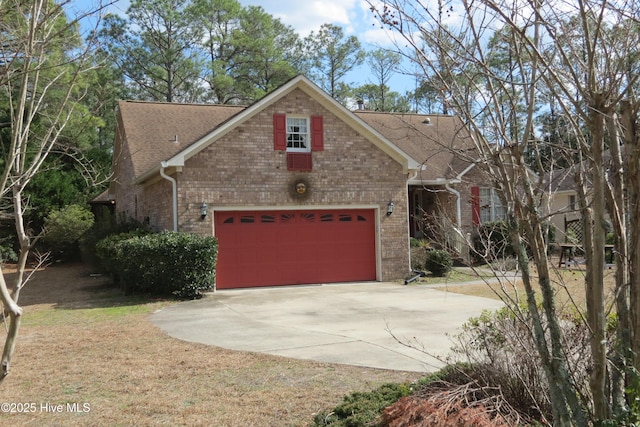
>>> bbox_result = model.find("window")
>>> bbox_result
[286,117,309,152]
[568,194,576,211]
[273,114,323,152]
[479,187,506,223]
[273,114,323,171]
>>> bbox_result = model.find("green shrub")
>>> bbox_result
[312,382,413,426]
[41,204,95,260]
[0,236,17,266]
[98,231,217,299]
[410,246,429,271]
[95,229,152,282]
[410,237,422,247]
[425,249,452,277]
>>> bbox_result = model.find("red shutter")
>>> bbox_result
[311,115,324,151]
[273,114,286,150]
[471,186,480,226]
[287,153,312,171]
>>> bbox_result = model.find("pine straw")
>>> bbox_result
[1,262,421,426]
[379,381,531,426]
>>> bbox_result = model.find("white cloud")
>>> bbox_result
[240,0,360,36]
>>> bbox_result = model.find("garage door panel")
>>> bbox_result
[215,209,376,289]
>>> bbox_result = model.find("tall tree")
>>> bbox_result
[0,0,106,380]
[304,23,364,100]
[233,6,302,101]
[99,0,204,102]
[352,83,411,112]
[365,48,401,111]
[190,0,244,103]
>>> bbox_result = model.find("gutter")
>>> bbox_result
[160,162,178,232]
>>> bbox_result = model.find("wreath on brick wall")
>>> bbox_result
[288,177,311,200]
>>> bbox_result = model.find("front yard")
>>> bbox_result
[0,263,420,426]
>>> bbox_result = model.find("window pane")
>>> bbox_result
[286,117,309,151]
[480,188,491,223]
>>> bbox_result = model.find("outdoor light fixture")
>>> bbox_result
[386,200,395,216]
[200,202,208,219]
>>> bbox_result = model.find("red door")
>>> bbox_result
[214,209,376,289]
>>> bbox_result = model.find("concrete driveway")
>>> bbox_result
[149,281,503,372]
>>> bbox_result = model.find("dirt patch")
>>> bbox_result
[1,263,421,426]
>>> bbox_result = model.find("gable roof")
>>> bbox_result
[354,111,476,183]
[116,75,476,185]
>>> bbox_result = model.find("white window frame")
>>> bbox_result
[479,187,506,223]
[286,116,310,152]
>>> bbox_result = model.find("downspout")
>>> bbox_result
[160,162,178,232]
[406,170,419,273]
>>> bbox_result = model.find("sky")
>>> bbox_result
[237,0,392,44]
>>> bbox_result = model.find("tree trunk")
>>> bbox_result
[585,101,608,420]
[508,157,588,425]
[621,100,640,367]
[605,109,631,416]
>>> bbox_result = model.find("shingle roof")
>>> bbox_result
[116,97,475,184]
[353,111,476,181]
[117,100,245,181]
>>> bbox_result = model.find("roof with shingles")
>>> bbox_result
[353,111,476,182]
[117,100,245,181]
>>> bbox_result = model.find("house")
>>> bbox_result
[108,75,480,289]
[544,167,581,241]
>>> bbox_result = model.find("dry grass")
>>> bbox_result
[435,258,618,312]
[1,262,421,426]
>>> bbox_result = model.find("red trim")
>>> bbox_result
[273,114,286,150]
[311,115,324,151]
[287,152,312,171]
[471,186,480,226]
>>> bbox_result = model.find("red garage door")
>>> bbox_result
[214,209,376,289]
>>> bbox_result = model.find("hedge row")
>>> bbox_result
[96,231,217,299]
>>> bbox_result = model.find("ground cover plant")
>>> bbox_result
[0,263,421,426]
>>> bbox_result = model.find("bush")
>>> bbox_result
[95,229,153,285]
[0,236,17,266]
[312,382,414,426]
[410,237,423,247]
[41,204,95,261]
[425,249,452,277]
[448,306,598,423]
[80,217,150,270]
[410,246,429,271]
[97,231,217,299]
